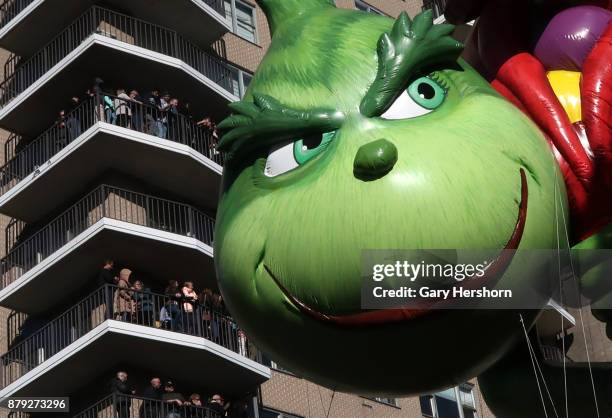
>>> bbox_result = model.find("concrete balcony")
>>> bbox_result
[0,185,217,315]
[0,285,270,399]
[0,6,237,136]
[0,94,223,223]
[0,0,230,57]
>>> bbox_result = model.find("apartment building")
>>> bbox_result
[0,0,602,417]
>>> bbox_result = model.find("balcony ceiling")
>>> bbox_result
[0,40,235,136]
[0,223,216,315]
[0,0,230,57]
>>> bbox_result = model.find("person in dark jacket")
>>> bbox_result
[110,371,134,418]
[139,377,163,418]
[98,259,117,287]
[161,381,185,418]
[207,394,227,417]
[132,280,155,326]
[164,280,183,331]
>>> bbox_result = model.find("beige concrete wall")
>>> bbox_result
[565,308,612,363]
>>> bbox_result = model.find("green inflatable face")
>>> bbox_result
[215,0,567,395]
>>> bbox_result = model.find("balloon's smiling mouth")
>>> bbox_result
[264,169,528,327]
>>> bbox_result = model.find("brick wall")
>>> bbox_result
[261,372,496,418]
[225,0,425,74]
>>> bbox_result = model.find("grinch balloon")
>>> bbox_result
[214,0,567,396]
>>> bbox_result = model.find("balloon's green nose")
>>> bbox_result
[353,139,398,181]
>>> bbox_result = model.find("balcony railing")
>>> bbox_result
[0,0,226,31]
[75,393,221,418]
[0,5,233,107]
[0,0,32,29]
[0,185,215,289]
[0,92,223,197]
[1,284,257,388]
[422,0,447,18]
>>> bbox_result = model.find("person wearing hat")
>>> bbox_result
[161,380,184,418]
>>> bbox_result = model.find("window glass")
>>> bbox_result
[243,72,253,91]
[225,0,257,43]
[459,384,475,408]
[436,388,457,401]
[435,396,461,418]
[463,407,477,418]
[420,395,434,417]
[235,1,257,42]
[228,66,241,97]
[354,0,384,15]
[260,408,302,418]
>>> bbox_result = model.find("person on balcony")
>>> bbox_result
[139,377,163,418]
[166,98,181,141]
[144,90,161,136]
[132,280,155,327]
[114,268,134,322]
[163,280,183,331]
[129,90,144,132]
[65,96,83,140]
[55,110,69,151]
[181,281,198,334]
[196,117,220,160]
[185,393,203,407]
[110,371,135,418]
[161,381,185,418]
[115,89,133,129]
[155,92,172,139]
[98,259,117,287]
[207,394,228,417]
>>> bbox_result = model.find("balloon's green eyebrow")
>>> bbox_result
[359,9,464,118]
[217,94,345,157]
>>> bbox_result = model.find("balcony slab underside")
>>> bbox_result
[0,0,230,57]
[0,124,222,223]
[0,218,215,315]
[0,36,236,136]
[0,320,270,399]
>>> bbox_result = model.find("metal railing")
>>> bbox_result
[75,393,221,418]
[0,0,226,31]
[1,284,257,388]
[0,92,224,197]
[541,344,568,363]
[0,185,215,289]
[422,0,447,18]
[0,5,233,107]
[0,0,32,29]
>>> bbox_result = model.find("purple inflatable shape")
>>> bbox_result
[534,5,612,71]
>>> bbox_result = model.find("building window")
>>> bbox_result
[364,397,399,407]
[224,0,258,43]
[260,407,302,418]
[228,65,253,98]
[354,0,385,15]
[261,352,294,374]
[419,384,478,418]
[422,0,447,19]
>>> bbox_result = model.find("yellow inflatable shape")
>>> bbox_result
[547,70,582,124]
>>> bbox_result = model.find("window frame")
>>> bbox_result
[354,0,386,16]
[420,384,479,418]
[225,0,258,44]
[228,64,253,98]
[363,396,400,408]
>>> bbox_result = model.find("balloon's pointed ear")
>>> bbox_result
[256,0,335,36]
